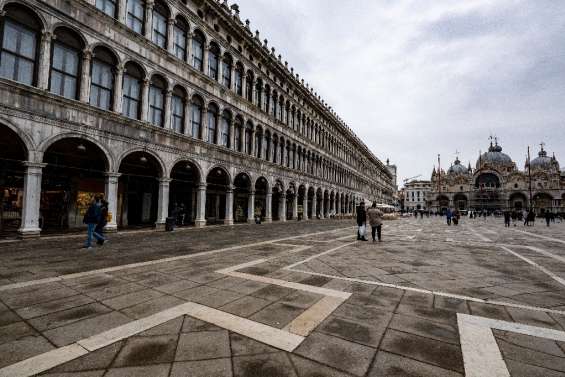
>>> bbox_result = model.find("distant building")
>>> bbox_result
[404,180,432,212]
[427,140,564,213]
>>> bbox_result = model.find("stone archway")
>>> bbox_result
[255,177,269,221]
[169,160,201,226]
[233,172,251,223]
[286,183,297,220]
[307,186,315,219]
[118,151,162,228]
[41,137,110,232]
[0,124,28,237]
[206,166,230,225]
[272,180,284,221]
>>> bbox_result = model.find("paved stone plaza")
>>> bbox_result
[1,218,565,377]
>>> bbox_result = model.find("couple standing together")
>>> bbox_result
[83,195,109,249]
[356,201,383,242]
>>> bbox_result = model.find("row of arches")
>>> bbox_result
[432,192,564,214]
[0,124,362,238]
[0,2,364,190]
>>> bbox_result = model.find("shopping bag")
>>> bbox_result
[359,224,366,237]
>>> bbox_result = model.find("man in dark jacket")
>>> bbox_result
[356,201,368,241]
[95,199,109,245]
[83,196,104,249]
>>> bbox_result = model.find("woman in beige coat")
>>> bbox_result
[366,202,384,242]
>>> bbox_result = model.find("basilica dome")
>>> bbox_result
[448,158,468,175]
[476,142,513,168]
[530,148,556,170]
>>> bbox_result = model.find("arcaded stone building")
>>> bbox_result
[427,140,565,214]
[0,0,394,238]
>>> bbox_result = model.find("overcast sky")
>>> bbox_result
[237,0,565,186]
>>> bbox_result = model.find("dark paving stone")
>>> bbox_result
[0,321,37,345]
[468,302,513,321]
[233,352,297,377]
[182,316,223,332]
[138,317,184,336]
[368,351,463,377]
[220,295,273,317]
[249,302,304,329]
[497,338,565,372]
[318,315,389,348]
[15,294,96,320]
[380,329,464,373]
[294,332,376,376]
[113,335,178,367]
[170,358,233,377]
[290,354,355,377]
[506,359,565,377]
[493,330,565,357]
[506,306,562,329]
[175,330,231,361]
[433,296,470,314]
[299,275,333,287]
[29,303,112,331]
[0,335,54,368]
[388,313,459,345]
[104,364,170,377]
[46,341,123,373]
[332,303,390,324]
[251,285,295,301]
[229,333,279,356]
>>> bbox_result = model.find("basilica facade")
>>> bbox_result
[427,141,565,214]
[0,0,394,238]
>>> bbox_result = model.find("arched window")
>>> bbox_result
[50,28,82,100]
[255,127,262,159]
[89,46,115,110]
[234,116,243,152]
[245,70,253,101]
[208,43,220,80]
[0,4,41,86]
[126,0,145,34]
[96,0,117,17]
[222,54,232,88]
[234,63,243,95]
[190,95,203,138]
[271,91,277,117]
[151,2,168,49]
[286,143,290,167]
[264,85,271,113]
[279,96,284,122]
[263,131,270,160]
[122,61,144,119]
[272,136,278,163]
[171,86,186,133]
[173,16,188,60]
[148,75,166,127]
[207,103,218,144]
[255,79,263,108]
[191,30,204,71]
[245,122,253,155]
[220,110,231,148]
[279,138,285,166]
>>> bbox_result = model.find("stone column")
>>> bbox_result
[241,74,247,96]
[38,31,52,90]
[163,89,172,130]
[320,195,325,218]
[79,49,92,103]
[215,113,221,145]
[144,0,155,40]
[312,192,317,219]
[279,194,287,222]
[195,183,206,228]
[118,0,127,24]
[113,63,124,114]
[104,173,121,233]
[203,44,210,77]
[247,190,255,223]
[183,100,191,135]
[156,178,171,229]
[18,162,46,239]
[265,192,273,223]
[224,186,234,225]
[303,189,309,220]
[140,78,150,122]
[337,195,341,217]
[166,18,175,53]
[292,194,298,220]
[250,128,256,157]
[186,31,193,65]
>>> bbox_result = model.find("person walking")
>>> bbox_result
[503,211,511,227]
[95,198,109,246]
[367,201,383,242]
[545,211,551,227]
[356,200,368,241]
[511,211,517,227]
[446,208,452,226]
[453,209,460,226]
[83,196,104,249]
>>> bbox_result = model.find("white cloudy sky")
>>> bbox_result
[237,0,565,185]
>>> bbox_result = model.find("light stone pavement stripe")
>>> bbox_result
[0,226,354,292]
[525,245,565,264]
[286,267,565,316]
[499,246,565,287]
[457,313,565,377]
[0,343,89,377]
[514,229,565,245]
[283,296,346,336]
[469,227,492,242]
[0,300,306,377]
[186,302,304,352]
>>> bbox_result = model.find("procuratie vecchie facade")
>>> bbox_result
[0,0,394,238]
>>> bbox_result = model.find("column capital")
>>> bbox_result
[146,0,155,8]
[198,183,207,191]
[167,18,175,26]
[41,31,53,42]
[165,89,173,97]
[105,172,122,179]
[158,177,173,184]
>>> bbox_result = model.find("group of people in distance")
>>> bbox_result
[504,209,559,228]
[356,201,384,242]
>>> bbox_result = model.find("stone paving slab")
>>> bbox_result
[2,218,565,376]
